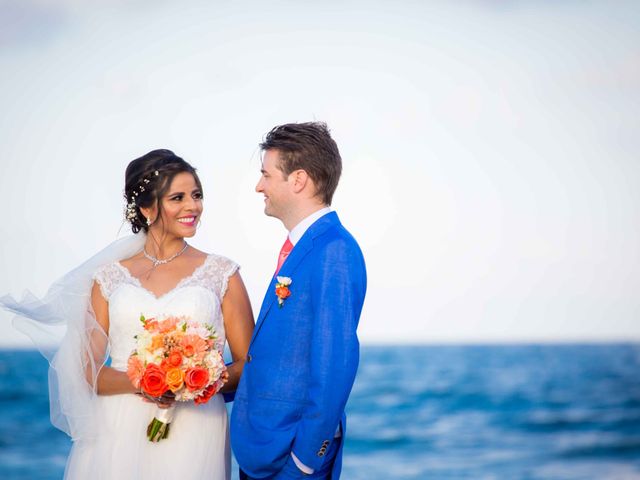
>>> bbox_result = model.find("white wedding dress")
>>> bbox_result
[64,254,238,480]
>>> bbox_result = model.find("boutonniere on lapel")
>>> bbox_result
[275,276,292,308]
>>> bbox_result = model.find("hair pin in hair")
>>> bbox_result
[125,199,137,221]
[124,169,162,224]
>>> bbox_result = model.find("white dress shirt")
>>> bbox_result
[288,207,332,246]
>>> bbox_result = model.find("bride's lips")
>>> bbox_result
[177,216,197,227]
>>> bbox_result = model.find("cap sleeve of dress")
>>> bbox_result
[92,263,127,301]
[202,254,240,303]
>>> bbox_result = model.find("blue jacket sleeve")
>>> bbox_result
[291,236,367,470]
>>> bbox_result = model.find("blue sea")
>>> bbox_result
[1,345,639,479]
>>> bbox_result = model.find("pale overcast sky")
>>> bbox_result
[1,0,639,346]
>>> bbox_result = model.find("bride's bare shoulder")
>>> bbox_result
[118,252,145,269]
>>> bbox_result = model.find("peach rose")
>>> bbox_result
[140,364,168,397]
[184,367,210,392]
[165,367,184,392]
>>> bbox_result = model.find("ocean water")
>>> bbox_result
[1,345,639,479]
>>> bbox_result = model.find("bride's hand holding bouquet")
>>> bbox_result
[127,314,227,441]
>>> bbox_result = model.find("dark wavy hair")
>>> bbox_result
[124,149,202,234]
[259,122,342,205]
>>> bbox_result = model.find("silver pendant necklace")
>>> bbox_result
[143,242,189,267]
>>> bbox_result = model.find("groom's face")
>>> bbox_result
[256,149,292,220]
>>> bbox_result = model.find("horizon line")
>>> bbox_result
[1,339,638,351]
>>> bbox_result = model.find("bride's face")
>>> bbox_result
[145,172,203,239]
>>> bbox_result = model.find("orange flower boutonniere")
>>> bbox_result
[275,276,292,308]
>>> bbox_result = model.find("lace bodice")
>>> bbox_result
[93,254,238,371]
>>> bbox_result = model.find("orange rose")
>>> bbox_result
[167,351,183,367]
[160,351,183,372]
[140,364,168,397]
[184,367,209,391]
[194,383,216,405]
[165,367,184,392]
[160,357,170,372]
[275,286,291,299]
[126,355,144,389]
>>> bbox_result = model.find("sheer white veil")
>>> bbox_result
[0,233,146,441]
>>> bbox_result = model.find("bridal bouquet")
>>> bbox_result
[126,315,227,442]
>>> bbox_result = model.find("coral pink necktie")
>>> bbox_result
[275,237,294,275]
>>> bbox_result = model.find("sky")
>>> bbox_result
[0,0,639,346]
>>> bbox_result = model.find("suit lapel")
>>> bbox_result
[250,237,312,346]
[250,212,340,346]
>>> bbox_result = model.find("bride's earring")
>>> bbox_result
[147,217,153,226]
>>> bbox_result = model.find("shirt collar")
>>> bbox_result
[288,207,332,246]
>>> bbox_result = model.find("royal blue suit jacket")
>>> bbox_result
[230,212,367,478]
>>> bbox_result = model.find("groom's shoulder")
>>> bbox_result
[311,213,358,242]
[314,220,364,261]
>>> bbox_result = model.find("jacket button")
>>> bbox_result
[317,451,325,457]
[246,354,252,363]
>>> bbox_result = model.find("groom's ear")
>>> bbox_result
[289,169,309,194]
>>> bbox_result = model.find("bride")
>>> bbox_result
[2,149,254,479]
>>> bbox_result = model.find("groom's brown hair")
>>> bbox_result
[260,121,342,205]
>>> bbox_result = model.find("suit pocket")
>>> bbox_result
[250,397,304,432]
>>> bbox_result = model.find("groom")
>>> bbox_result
[231,122,367,479]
